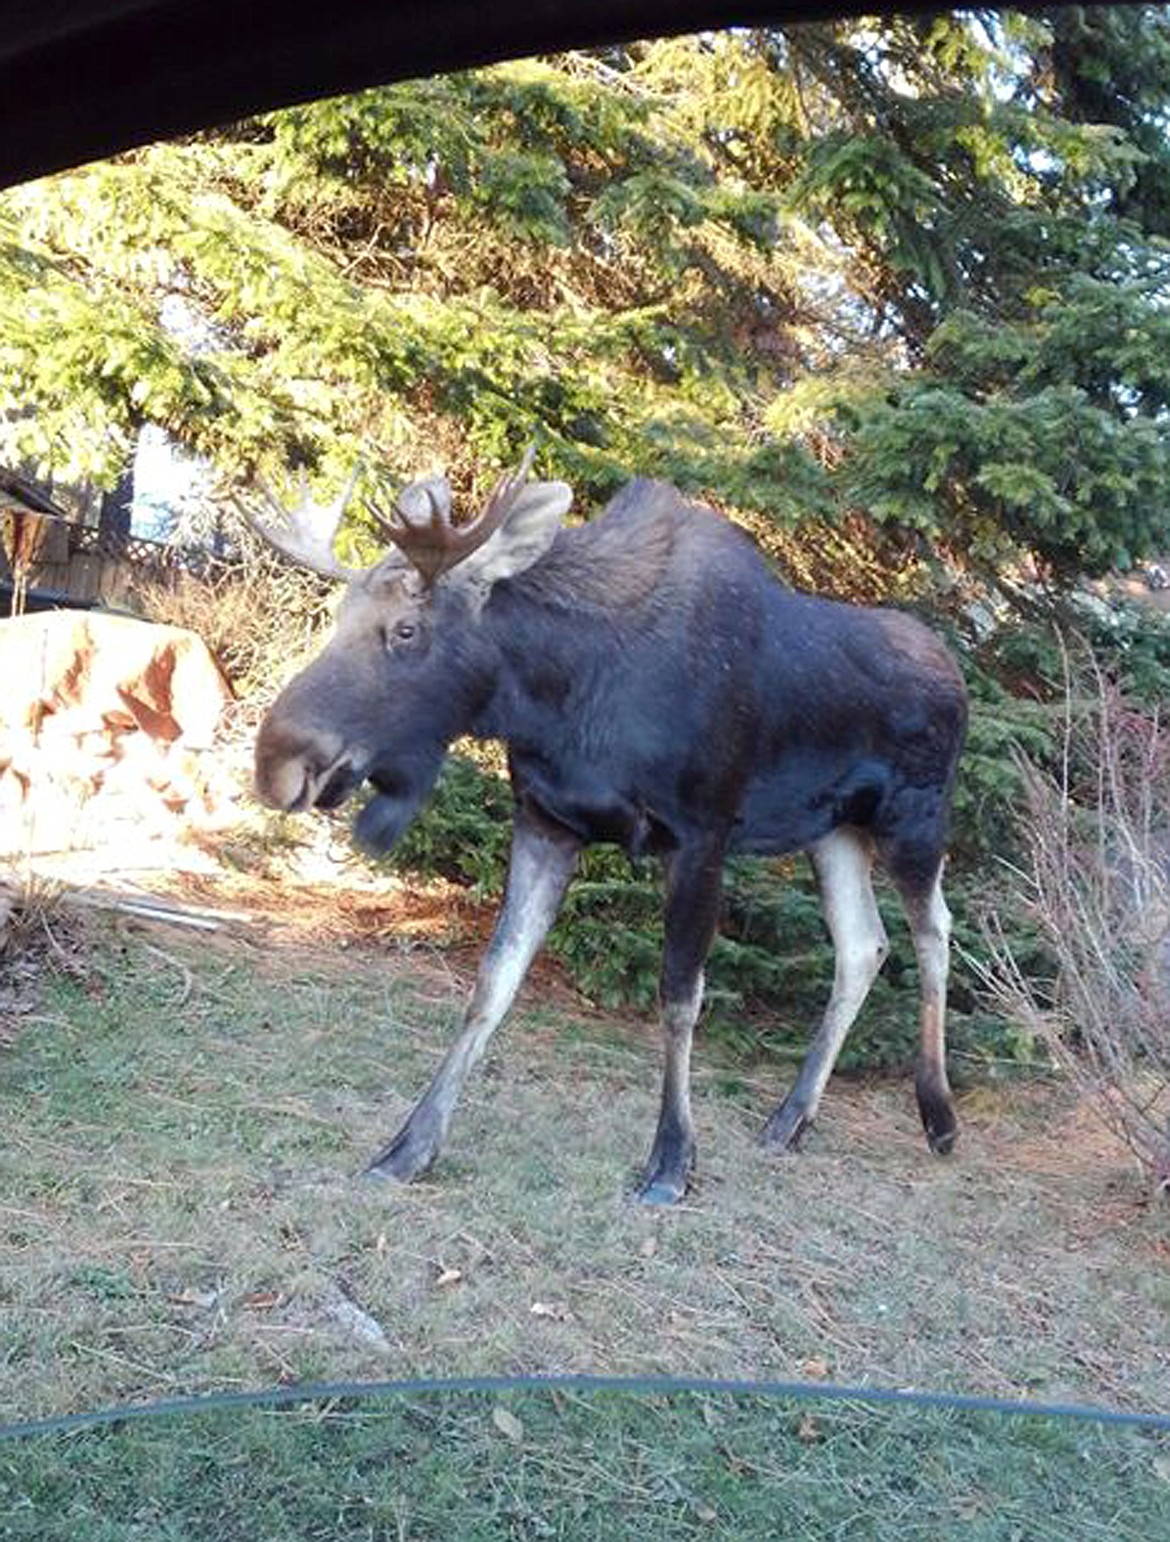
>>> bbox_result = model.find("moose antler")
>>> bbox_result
[239,464,362,581]
[370,445,537,586]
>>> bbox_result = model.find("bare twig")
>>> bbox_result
[975,659,1170,1192]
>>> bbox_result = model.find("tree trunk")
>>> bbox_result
[97,456,135,548]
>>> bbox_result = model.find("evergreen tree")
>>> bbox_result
[1,9,1167,578]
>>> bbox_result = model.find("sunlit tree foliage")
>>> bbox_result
[2,7,1169,576]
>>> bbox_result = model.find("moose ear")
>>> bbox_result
[453,481,572,594]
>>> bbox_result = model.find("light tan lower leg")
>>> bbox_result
[900,868,957,1153]
[761,828,888,1148]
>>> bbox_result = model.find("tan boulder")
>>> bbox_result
[0,610,230,745]
[0,610,235,856]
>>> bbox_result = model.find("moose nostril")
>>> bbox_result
[315,760,355,810]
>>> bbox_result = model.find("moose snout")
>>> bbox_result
[254,714,355,813]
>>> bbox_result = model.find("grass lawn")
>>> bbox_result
[1,898,1168,1534]
[4,1391,1170,1540]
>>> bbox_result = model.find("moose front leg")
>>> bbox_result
[637,837,725,1205]
[366,806,581,1183]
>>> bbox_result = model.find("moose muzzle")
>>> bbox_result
[253,713,356,814]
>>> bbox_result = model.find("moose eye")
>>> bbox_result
[390,620,417,644]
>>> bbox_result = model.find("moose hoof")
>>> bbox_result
[921,1112,958,1157]
[363,1128,438,1184]
[759,1098,813,1153]
[634,1137,695,1206]
[915,1076,958,1156]
[635,1173,689,1207]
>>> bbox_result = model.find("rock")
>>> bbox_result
[0,610,235,857]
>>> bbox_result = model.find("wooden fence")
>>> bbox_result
[3,514,202,612]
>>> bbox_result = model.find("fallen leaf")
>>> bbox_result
[324,1288,391,1350]
[242,1291,282,1312]
[719,1446,756,1477]
[800,1357,831,1380]
[694,1502,718,1524]
[640,1235,658,1259]
[435,1267,463,1288]
[167,1289,219,1310]
[955,1495,989,1521]
[492,1406,524,1443]
[796,1414,822,1444]
[530,1300,572,1321]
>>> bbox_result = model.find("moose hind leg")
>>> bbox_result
[637,838,724,1205]
[761,829,888,1152]
[896,864,958,1155]
[365,806,580,1183]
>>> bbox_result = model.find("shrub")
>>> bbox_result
[385,753,514,894]
[386,755,1033,1074]
[976,665,1170,1191]
[130,536,334,708]
[948,677,1056,869]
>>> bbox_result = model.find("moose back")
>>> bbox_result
[252,460,968,1203]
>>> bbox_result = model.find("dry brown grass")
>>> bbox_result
[131,537,334,708]
[0,871,91,1046]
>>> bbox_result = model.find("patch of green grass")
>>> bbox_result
[2,1391,1168,1540]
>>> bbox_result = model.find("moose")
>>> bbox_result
[251,452,968,1204]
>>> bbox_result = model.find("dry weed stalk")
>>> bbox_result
[130,542,337,811]
[0,866,82,1038]
[132,533,333,708]
[978,663,1170,1191]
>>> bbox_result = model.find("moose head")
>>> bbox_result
[249,450,572,853]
